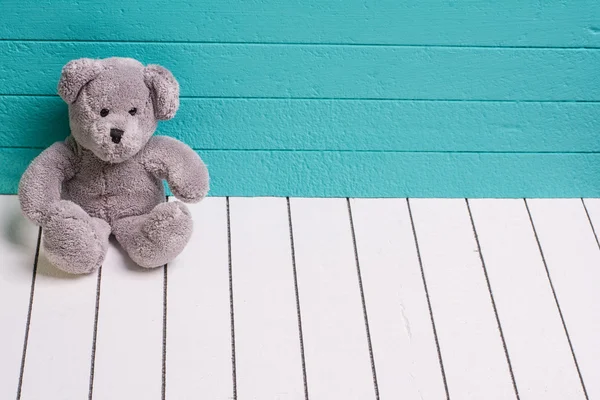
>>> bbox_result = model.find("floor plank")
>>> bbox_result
[91,242,164,399]
[229,197,305,399]
[19,236,98,400]
[408,199,516,400]
[166,198,233,400]
[582,198,600,250]
[290,198,375,400]
[0,196,39,399]
[350,198,447,399]
[527,199,600,400]
[469,199,586,399]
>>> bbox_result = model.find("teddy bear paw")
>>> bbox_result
[141,201,192,242]
[42,201,111,274]
[117,201,193,268]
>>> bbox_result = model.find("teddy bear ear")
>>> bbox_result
[57,58,104,104]
[144,64,180,120]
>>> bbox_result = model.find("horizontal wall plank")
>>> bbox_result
[1,42,598,100]
[2,148,599,198]
[3,97,600,152]
[1,1,599,47]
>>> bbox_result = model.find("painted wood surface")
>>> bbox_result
[582,199,600,247]
[19,241,98,400]
[166,198,233,399]
[2,0,599,47]
[0,195,599,398]
[469,199,586,399]
[1,2,598,197]
[349,198,447,399]
[408,199,516,399]
[527,199,600,400]
[229,197,305,399]
[290,198,375,399]
[91,245,164,399]
[3,148,600,198]
[1,42,598,101]
[0,196,38,400]
[3,96,600,152]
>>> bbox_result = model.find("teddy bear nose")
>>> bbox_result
[110,128,124,144]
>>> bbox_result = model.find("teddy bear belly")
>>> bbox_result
[63,168,165,224]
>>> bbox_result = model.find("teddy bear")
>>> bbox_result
[18,57,209,274]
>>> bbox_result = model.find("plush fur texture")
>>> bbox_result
[19,57,209,274]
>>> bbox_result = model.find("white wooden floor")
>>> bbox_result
[0,195,599,400]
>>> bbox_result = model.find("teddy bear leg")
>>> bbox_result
[43,200,111,274]
[113,201,193,268]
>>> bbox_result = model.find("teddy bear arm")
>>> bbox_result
[18,142,78,225]
[142,136,209,203]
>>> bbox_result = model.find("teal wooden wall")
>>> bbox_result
[1,1,599,197]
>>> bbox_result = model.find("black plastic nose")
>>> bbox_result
[110,128,124,144]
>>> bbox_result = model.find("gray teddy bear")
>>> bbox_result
[18,57,209,274]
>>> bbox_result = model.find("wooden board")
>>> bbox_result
[526,199,600,400]
[3,96,600,152]
[469,199,586,399]
[290,198,376,399]
[350,198,447,399]
[2,0,599,47]
[1,42,598,101]
[91,243,164,399]
[582,199,600,249]
[166,198,233,399]
[3,148,600,198]
[229,197,305,399]
[19,237,98,400]
[408,199,516,399]
[0,196,39,399]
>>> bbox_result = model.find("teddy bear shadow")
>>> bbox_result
[35,235,155,278]
[4,209,75,280]
[5,207,34,245]
[36,251,84,279]
[5,207,151,278]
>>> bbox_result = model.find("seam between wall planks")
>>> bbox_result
[2,39,600,50]
[3,42,597,100]
[2,147,600,155]
[3,94,600,103]
[3,150,599,197]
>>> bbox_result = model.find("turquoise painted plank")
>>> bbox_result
[1,1,599,47]
[3,96,600,152]
[1,42,599,100]
[2,148,599,198]
[1,148,38,196]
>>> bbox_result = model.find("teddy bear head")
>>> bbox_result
[57,57,179,163]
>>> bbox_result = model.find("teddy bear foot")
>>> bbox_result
[113,201,193,268]
[43,200,111,274]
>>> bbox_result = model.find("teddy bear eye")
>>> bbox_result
[129,108,137,116]
[100,109,109,117]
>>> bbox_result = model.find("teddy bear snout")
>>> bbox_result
[109,128,124,144]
